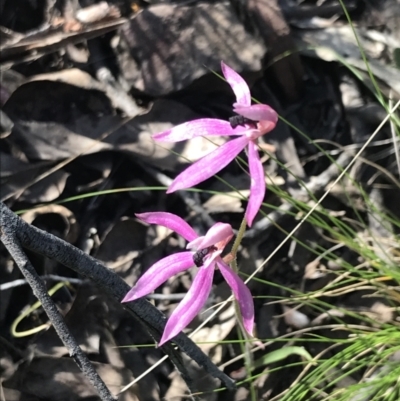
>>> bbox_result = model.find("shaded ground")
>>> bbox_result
[1,0,400,400]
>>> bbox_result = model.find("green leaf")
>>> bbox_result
[252,346,313,370]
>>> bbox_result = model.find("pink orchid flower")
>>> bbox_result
[121,212,254,346]
[153,62,278,226]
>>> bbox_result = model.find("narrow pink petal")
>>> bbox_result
[159,265,215,345]
[121,252,194,302]
[187,223,233,251]
[153,119,244,142]
[245,141,265,227]
[217,261,254,335]
[221,62,251,107]
[185,237,203,250]
[233,104,278,126]
[167,135,249,193]
[136,212,197,242]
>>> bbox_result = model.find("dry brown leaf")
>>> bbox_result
[21,205,79,244]
[25,69,139,116]
[76,2,120,24]
[121,2,265,95]
[282,306,310,329]
[95,217,147,272]
[0,18,126,68]
[35,286,108,357]
[4,87,211,172]
[191,304,236,358]
[3,357,139,401]
[203,193,244,214]
[369,301,394,324]
[164,357,219,401]
[18,170,69,203]
[295,25,400,96]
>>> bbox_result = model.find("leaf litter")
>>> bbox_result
[1,0,400,400]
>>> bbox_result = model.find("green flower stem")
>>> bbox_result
[230,217,248,271]
[230,216,257,400]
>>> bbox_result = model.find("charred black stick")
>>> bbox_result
[0,212,117,401]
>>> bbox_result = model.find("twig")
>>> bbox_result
[0,277,188,300]
[146,293,187,300]
[0,274,86,291]
[0,215,117,401]
[0,201,235,390]
[87,38,140,117]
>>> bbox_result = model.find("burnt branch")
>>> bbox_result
[0,208,117,401]
[0,202,235,392]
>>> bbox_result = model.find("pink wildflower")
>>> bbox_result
[153,62,278,226]
[121,212,254,346]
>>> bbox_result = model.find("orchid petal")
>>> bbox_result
[167,135,249,193]
[187,223,234,251]
[233,104,278,127]
[122,252,194,302]
[136,212,197,242]
[221,62,251,107]
[245,141,265,227]
[185,237,204,250]
[159,265,215,345]
[153,119,245,142]
[257,120,277,135]
[217,261,254,335]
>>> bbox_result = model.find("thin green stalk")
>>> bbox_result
[229,216,256,400]
[236,319,257,401]
[230,217,247,261]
